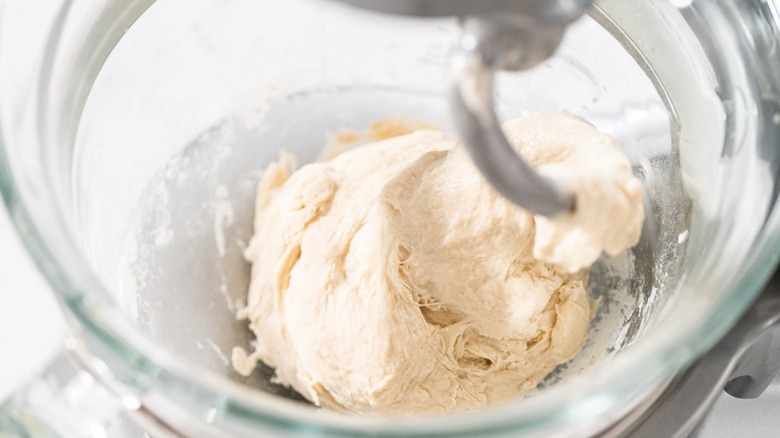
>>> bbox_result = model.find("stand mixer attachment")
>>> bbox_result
[332,0,593,216]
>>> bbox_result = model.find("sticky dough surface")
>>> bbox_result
[233,114,644,414]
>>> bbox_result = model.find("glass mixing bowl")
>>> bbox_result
[2,0,780,436]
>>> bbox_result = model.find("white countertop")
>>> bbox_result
[0,203,778,436]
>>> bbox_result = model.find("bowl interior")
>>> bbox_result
[73,0,682,408]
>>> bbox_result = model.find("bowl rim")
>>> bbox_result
[1,0,780,435]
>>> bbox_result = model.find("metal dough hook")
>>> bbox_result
[330,0,592,216]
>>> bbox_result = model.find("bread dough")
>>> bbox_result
[233,113,644,414]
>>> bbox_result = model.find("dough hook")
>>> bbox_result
[330,0,591,216]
